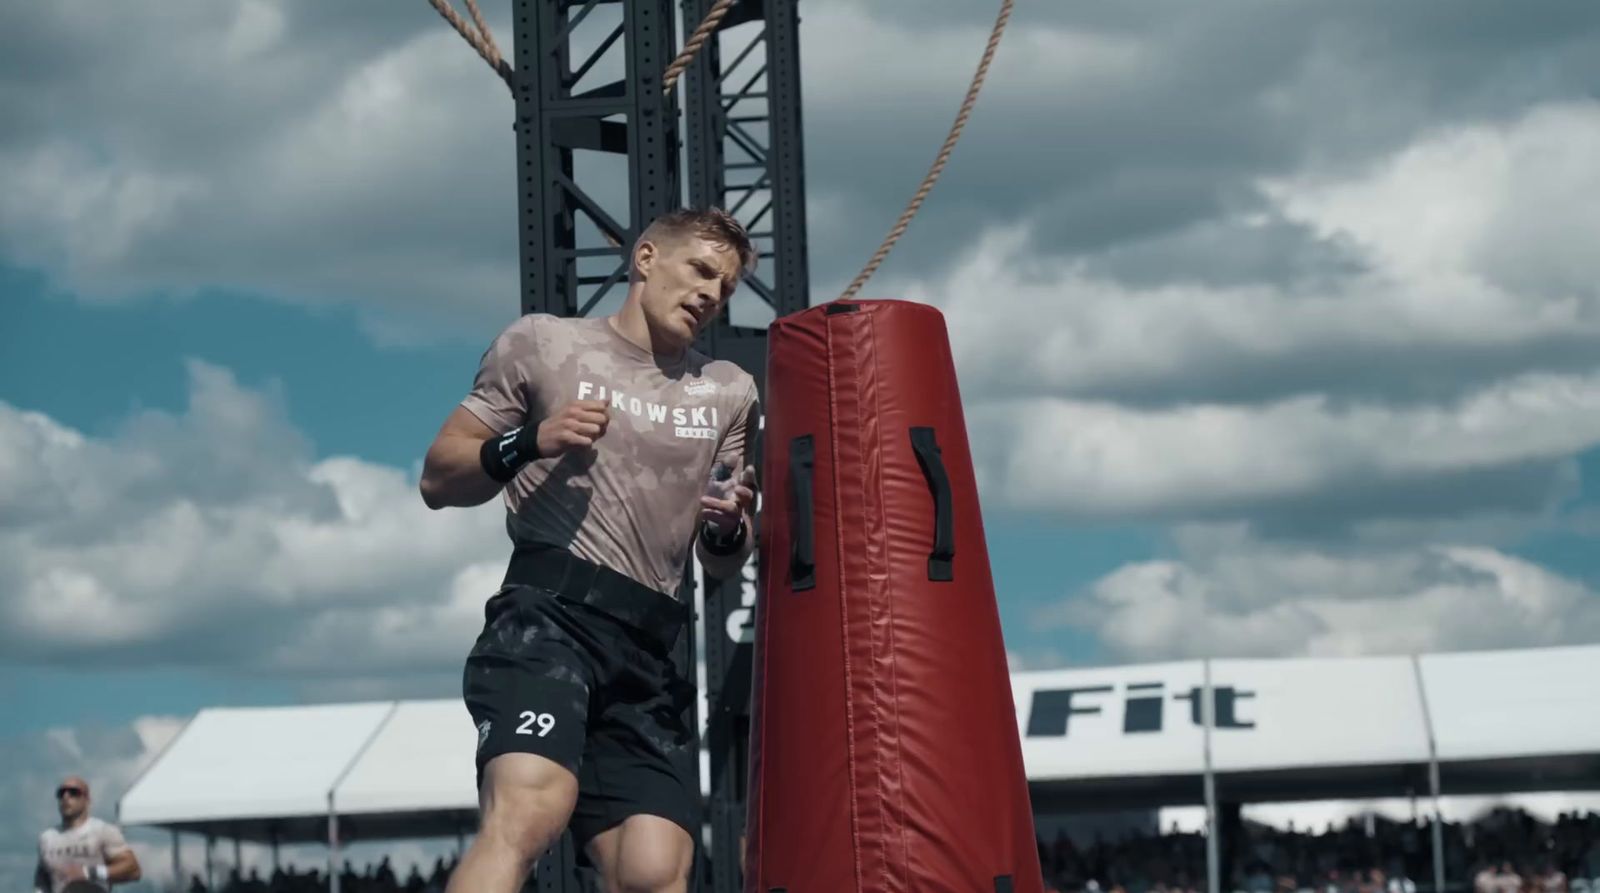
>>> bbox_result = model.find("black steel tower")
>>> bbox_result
[680,2,809,892]
[507,1,809,890]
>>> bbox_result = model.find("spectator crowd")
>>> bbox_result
[165,807,1598,893]
[1037,808,1600,893]
[182,855,458,893]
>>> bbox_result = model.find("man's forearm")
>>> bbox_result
[419,435,506,509]
[108,851,141,882]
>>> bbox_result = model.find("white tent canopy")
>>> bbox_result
[120,644,1600,844]
[120,700,479,845]
[1013,644,1600,810]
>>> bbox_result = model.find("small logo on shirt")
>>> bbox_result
[684,380,717,397]
[674,426,718,440]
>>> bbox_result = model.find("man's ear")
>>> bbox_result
[633,239,657,278]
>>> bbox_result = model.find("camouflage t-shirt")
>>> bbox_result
[37,818,129,893]
[460,313,759,597]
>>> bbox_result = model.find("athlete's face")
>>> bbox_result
[636,236,740,349]
[55,777,89,821]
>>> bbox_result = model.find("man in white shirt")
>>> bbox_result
[33,776,142,893]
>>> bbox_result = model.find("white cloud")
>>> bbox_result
[0,142,205,280]
[0,360,507,674]
[912,100,1600,403]
[855,100,1600,524]
[0,0,521,336]
[973,366,1600,521]
[1046,530,1600,663]
[5,0,1598,354]
[799,0,1145,109]
[1268,101,1600,306]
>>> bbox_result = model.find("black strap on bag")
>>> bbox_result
[910,426,954,581]
[788,435,816,590]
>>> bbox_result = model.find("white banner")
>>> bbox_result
[1207,656,1430,772]
[1419,644,1600,762]
[1012,661,1210,780]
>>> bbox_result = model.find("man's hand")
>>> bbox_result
[537,400,611,456]
[701,464,756,533]
[63,864,104,883]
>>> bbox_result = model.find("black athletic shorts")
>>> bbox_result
[463,546,698,856]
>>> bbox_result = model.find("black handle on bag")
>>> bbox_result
[910,426,954,581]
[788,435,816,590]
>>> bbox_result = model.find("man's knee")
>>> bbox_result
[613,855,692,893]
[477,754,579,864]
[605,817,693,893]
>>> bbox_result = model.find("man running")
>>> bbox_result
[420,207,760,893]
[34,776,142,893]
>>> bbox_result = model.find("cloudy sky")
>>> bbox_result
[5,0,1600,888]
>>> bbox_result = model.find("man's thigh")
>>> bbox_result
[569,649,699,862]
[464,586,600,786]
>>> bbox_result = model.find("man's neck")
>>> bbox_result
[608,306,686,363]
[60,814,89,832]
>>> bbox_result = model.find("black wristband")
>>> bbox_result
[480,425,540,483]
[700,517,747,555]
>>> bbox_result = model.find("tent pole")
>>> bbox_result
[234,836,242,877]
[1203,657,1220,893]
[205,834,214,891]
[272,827,280,873]
[170,831,180,893]
[1411,653,1446,893]
[329,806,341,893]
[1429,758,1445,893]
[323,700,395,893]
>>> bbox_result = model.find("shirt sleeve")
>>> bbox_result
[714,376,760,474]
[98,822,131,858]
[459,315,539,434]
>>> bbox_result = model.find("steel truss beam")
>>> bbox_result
[680,3,809,890]
[510,1,808,890]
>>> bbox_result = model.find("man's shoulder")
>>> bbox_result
[497,312,561,341]
[686,352,757,402]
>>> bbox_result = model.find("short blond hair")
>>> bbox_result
[637,207,758,277]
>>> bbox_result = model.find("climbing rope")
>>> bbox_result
[429,0,733,96]
[427,0,512,90]
[429,0,736,247]
[835,0,1013,302]
[663,0,738,96]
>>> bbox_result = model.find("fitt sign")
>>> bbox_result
[1025,681,1256,738]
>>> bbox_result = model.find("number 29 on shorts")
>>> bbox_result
[517,711,555,737]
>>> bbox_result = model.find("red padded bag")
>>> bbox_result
[744,299,1043,893]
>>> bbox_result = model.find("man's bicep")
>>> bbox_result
[460,317,539,434]
[441,405,499,441]
[101,825,132,857]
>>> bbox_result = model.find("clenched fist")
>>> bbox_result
[537,399,611,456]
